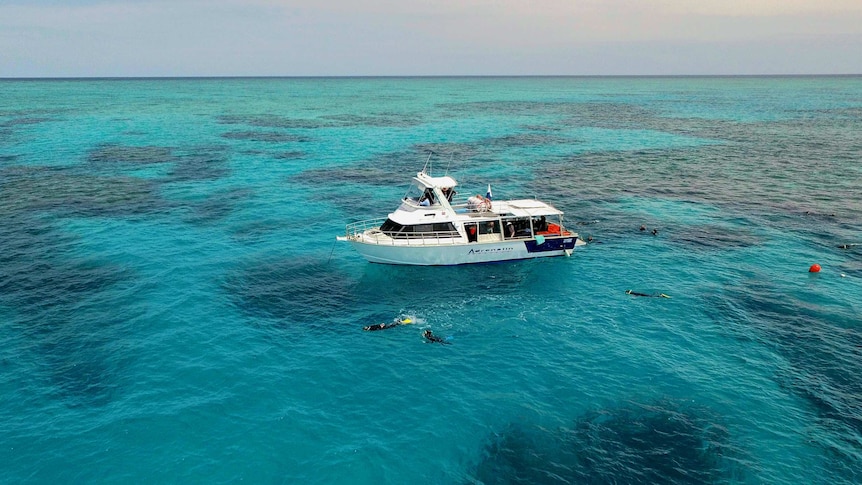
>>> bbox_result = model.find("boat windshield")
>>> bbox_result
[403,184,438,206]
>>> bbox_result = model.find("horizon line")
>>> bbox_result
[2,74,861,81]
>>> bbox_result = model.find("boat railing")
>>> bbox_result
[344,219,463,246]
[344,218,388,237]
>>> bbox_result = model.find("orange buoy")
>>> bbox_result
[809,264,821,273]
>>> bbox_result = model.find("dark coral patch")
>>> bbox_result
[273,151,306,160]
[87,144,175,164]
[223,258,360,326]
[321,112,422,127]
[471,400,745,484]
[217,114,332,129]
[565,402,742,484]
[0,216,130,408]
[0,166,165,218]
[712,280,862,472]
[0,116,54,128]
[0,164,164,409]
[184,188,254,226]
[168,146,231,182]
[666,224,761,250]
[221,131,311,143]
[484,132,574,149]
[0,218,129,310]
[216,112,421,129]
[438,100,581,117]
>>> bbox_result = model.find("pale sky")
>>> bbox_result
[1,0,861,77]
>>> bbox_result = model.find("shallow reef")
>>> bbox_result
[470,399,746,484]
[223,257,360,327]
[221,131,311,143]
[0,215,131,408]
[87,143,176,165]
[0,165,166,218]
[711,279,862,480]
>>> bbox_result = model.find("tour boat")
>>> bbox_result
[337,170,585,266]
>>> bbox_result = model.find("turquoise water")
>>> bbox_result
[1,77,861,483]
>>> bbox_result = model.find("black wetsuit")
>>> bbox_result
[364,322,399,331]
[423,331,449,344]
[626,290,669,298]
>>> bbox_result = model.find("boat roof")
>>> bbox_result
[492,199,563,217]
[414,171,458,189]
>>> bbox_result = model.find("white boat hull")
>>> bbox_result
[340,236,582,266]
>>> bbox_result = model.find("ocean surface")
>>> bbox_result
[1,76,861,484]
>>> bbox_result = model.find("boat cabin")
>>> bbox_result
[381,172,569,244]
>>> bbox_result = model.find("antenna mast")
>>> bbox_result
[422,151,433,174]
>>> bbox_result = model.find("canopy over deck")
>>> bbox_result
[493,199,564,217]
[414,171,458,189]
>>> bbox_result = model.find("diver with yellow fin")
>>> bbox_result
[625,290,671,298]
[363,317,413,332]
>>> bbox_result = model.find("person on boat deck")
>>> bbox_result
[506,221,516,238]
[535,216,548,232]
[419,189,435,206]
[441,187,456,202]
[467,224,478,242]
[484,221,496,234]
[467,194,485,211]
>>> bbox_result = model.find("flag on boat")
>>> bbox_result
[486,184,492,209]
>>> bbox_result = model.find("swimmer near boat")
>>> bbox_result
[363,317,413,331]
[625,289,671,298]
[423,329,450,345]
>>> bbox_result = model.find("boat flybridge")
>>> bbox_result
[337,170,586,265]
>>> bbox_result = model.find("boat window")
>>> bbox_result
[409,224,434,233]
[432,223,456,232]
[403,223,457,234]
[379,220,458,238]
[502,217,534,238]
[379,219,404,234]
[481,220,500,235]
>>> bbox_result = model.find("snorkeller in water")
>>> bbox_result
[625,290,671,298]
[423,329,450,344]
[363,317,413,331]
